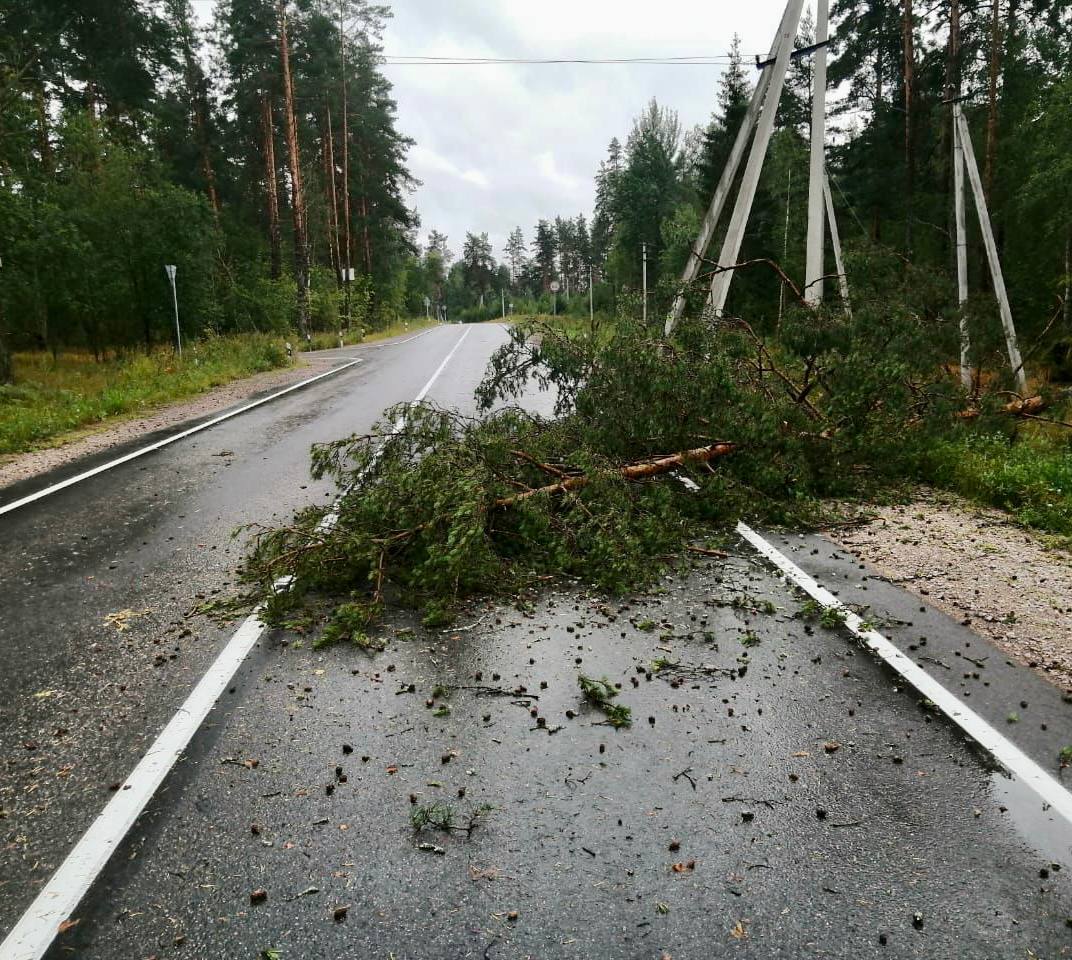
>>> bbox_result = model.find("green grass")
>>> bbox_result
[0,334,293,455]
[920,431,1072,541]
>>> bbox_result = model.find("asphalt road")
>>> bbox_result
[1,323,1070,959]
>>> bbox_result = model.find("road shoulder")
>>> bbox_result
[827,488,1072,694]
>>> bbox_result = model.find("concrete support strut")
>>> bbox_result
[665,0,797,335]
[708,0,805,319]
[955,109,1027,394]
[804,0,830,306]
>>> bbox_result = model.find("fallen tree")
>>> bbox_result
[245,253,1039,640]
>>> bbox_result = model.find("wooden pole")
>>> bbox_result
[805,0,829,305]
[709,0,805,318]
[956,109,1027,393]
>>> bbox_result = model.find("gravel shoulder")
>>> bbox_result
[828,488,1072,693]
[0,355,341,492]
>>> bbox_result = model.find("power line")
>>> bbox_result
[380,54,748,66]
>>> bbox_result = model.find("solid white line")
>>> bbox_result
[0,329,474,960]
[736,520,1072,827]
[0,359,364,517]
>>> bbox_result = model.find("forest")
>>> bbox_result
[0,0,421,384]
[450,2,1071,378]
[1,2,1070,386]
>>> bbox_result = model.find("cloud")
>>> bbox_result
[383,0,790,259]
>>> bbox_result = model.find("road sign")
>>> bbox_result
[550,281,560,293]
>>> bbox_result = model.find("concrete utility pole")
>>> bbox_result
[164,264,181,358]
[501,289,506,320]
[666,0,797,334]
[709,0,806,318]
[823,173,852,318]
[804,0,830,305]
[953,103,971,388]
[955,108,1027,394]
[642,242,648,323]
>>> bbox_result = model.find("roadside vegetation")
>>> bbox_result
[0,335,291,455]
[918,429,1072,542]
[247,250,1029,635]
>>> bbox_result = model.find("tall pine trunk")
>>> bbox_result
[278,0,310,336]
[1065,229,1071,332]
[261,95,283,281]
[339,13,353,326]
[323,106,342,286]
[902,0,915,260]
[944,0,961,270]
[985,0,1003,201]
[33,81,53,176]
[0,294,11,384]
[172,1,220,220]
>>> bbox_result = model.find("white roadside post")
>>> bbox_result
[501,289,506,319]
[164,264,181,358]
[804,0,829,306]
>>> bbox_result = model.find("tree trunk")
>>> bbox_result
[262,96,283,281]
[173,0,220,220]
[1065,229,1071,332]
[323,106,342,287]
[493,443,737,509]
[278,0,310,336]
[985,0,1003,202]
[902,0,915,260]
[944,0,961,268]
[33,81,53,176]
[339,12,353,326]
[0,294,11,384]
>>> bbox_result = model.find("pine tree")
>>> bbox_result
[697,34,752,207]
[533,220,557,291]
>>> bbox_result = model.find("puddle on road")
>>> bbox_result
[990,769,1072,865]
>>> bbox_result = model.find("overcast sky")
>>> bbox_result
[194,0,791,262]
[381,1,789,261]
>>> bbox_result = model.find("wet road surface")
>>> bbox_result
[0,324,507,935]
[2,322,1071,957]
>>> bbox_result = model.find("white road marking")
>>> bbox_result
[0,359,363,517]
[737,520,1072,828]
[0,328,475,960]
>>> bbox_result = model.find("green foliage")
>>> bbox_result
[410,801,454,833]
[819,607,848,630]
[316,602,385,651]
[246,266,970,631]
[577,674,632,728]
[919,432,1072,539]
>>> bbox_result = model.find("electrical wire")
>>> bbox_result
[380,54,750,65]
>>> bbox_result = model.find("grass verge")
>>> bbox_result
[919,430,1072,541]
[0,334,293,455]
